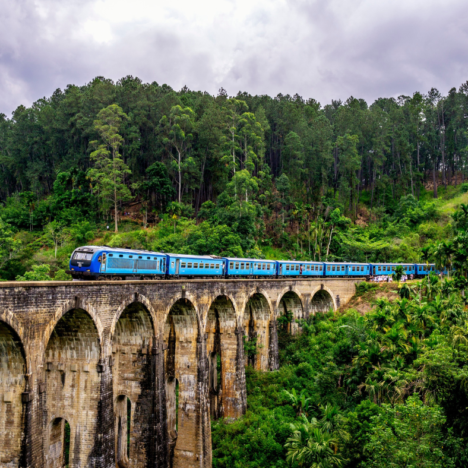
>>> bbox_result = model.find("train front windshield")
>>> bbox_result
[73,252,94,261]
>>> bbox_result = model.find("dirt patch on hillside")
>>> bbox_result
[339,283,400,315]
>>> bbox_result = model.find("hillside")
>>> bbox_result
[0,182,465,281]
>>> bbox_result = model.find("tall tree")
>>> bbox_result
[159,105,196,203]
[88,104,132,232]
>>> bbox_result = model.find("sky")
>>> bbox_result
[1,0,468,115]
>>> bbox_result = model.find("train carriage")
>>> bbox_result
[277,261,325,277]
[324,262,370,277]
[166,253,224,277]
[371,263,416,276]
[415,263,437,276]
[224,257,276,277]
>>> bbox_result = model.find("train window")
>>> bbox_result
[119,255,123,258]
[109,254,113,257]
[240,263,244,269]
[194,263,198,268]
[188,263,192,268]
[267,264,270,270]
[286,265,290,271]
[139,256,142,259]
[235,263,239,269]
[331,266,335,271]
[181,263,186,268]
[147,257,150,260]
[171,262,174,267]
[210,264,214,268]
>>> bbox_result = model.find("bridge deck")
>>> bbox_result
[0,277,365,288]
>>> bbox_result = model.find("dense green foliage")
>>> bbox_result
[212,274,468,467]
[1,76,468,278]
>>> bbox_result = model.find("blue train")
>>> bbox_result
[67,246,441,280]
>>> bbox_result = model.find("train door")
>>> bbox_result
[133,257,138,273]
[175,259,180,276]
[100,253,107,273]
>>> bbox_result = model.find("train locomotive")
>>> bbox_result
[67,246,440,280]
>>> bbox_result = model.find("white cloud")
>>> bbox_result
[0,0,467,115]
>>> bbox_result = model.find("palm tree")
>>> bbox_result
[392,265,404,283]
[283,388,313,416]
[433,241,453,276]
[286,421,344,468]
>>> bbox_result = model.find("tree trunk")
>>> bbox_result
[115,186,118,232]
[178,150,182,203]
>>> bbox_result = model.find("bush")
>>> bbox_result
[16,264,52,281]
[355,282,379,296]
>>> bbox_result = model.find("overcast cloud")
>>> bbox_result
[1,0,467,115]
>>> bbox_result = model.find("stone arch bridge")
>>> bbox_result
[0,277,359,468]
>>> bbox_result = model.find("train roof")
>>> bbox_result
[277,260,324,264]
[165,253,222,260]
[370,263,415,266]
[323,262,370,265]
[74,246,166,255]
[224,257,276,262]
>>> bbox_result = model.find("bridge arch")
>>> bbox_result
[243,292,272,371]
[44,307,101,467]
[164,297,203,468]
[44,297,104,356]
[110,293,157,341]
[45,416,71,467]
[114,395,131,468]
[112,299,155,466]
[277,289,304,335]
[0,319,26,467]
[310,286,336,313]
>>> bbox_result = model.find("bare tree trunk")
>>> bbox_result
[115,186,118,232]
[326,226,334,260]
[410,160,414,196]
[178,150,182,203]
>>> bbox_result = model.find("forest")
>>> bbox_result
[0,75,468,279]
[2,76,468,466]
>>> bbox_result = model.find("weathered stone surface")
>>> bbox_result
[0,277,359,467]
